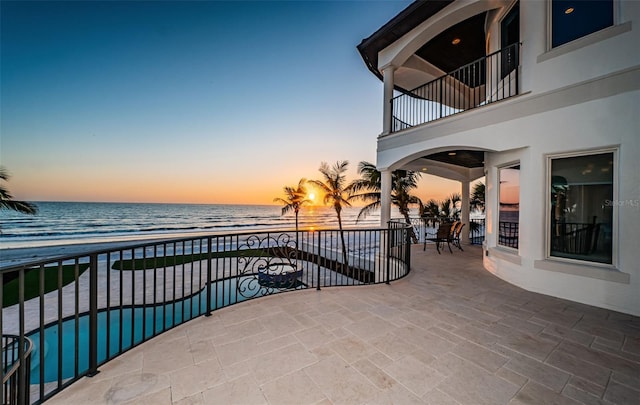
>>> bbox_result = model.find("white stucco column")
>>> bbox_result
[461,180,470,245]
[380,169,392,227]
[382,66,396,135]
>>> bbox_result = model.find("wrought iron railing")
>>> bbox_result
[391,43,521,132]
[498,221,519,249]
[2,335,33,405]
[0,222,410,404]
[470,218,485,245]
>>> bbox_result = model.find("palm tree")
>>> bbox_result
[439,193,461,221]
[471,182,485,213]
[349,162,423,243]
[392,170,423,229]
[273,178,311,232]
[420,199,441,223]
[310,161,351,268]
[0,166,37,215]
[348,161,382,221]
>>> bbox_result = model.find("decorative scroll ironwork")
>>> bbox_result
[235,232,303,298]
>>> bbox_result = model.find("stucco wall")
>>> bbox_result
[373,0,640,315]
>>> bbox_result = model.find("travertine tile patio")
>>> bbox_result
[47,245,640,404]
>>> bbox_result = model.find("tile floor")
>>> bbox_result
[46,245,640,404]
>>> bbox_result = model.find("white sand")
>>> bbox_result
[0,238,173,268]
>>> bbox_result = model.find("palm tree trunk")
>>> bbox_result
[398,205,418,244]
[402,211,418,244]
[337,211,349,269]
[295,211,300,261]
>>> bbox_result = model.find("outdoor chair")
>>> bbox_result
[423,222,454,254]
[452,222,465,251]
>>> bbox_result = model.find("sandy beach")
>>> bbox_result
[0,238,175,268]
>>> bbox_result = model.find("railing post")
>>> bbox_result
[439,80,443,118]
[316,232,321,290]
[17,270,26,405]
[206,237,212,316]
[405,224,412,274]
[87,254,99,377]
[516,43,520,96]
[385,224,391,285]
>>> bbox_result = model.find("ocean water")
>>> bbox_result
[0,202,381,249]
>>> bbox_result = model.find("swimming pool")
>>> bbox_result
[27,276,302,384]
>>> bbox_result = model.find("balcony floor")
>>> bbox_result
[47,245,640,404]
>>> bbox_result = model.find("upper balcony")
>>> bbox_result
[358,0,522,134]
[391,42,520,132]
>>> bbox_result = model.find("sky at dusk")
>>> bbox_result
[1,0,461,205]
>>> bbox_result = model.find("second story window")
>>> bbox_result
[552,0,614,48]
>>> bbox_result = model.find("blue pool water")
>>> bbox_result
[27,276,292,384]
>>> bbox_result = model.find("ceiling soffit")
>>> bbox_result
[426,150,485,168]
[414,12,487,77]
[398,150,485,182]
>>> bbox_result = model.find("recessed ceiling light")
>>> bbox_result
[565,7,574,14]
[451,38,461,45]
[421,167,428,172]
[448,152,457,156]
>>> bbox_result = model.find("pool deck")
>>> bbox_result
[46,244,640,404]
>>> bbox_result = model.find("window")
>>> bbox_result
[549,151,614,264]
[498,164,520,249]
[552,0,614,48]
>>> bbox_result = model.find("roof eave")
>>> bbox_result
[357,0,455,82]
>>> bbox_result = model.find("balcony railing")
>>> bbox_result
[2,335,33,405]
[391,43,521,132]
[0,222,410,404]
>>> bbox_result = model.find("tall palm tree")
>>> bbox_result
[310,161,351,268]
[349,162,423,243]
[273,178,310,233]
[0,166,37,215]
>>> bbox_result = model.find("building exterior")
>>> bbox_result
[358,0,639,315]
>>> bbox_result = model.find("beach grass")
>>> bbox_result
[112,248,273,270]
[2,264,90,307]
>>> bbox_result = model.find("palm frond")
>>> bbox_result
[0,199,38,215]
[274,178,311,221]
[356,201,381,222]
[348,191,380,204]
[0,166,38,215]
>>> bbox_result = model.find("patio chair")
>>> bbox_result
[423,222,454,254]
[452,222,465,251]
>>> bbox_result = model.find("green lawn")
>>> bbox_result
[111,248,273,270]
[2,264,90,307]
[1,249,275,307]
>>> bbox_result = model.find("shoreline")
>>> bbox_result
[0,224,385,268]
[0,239,176,268]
